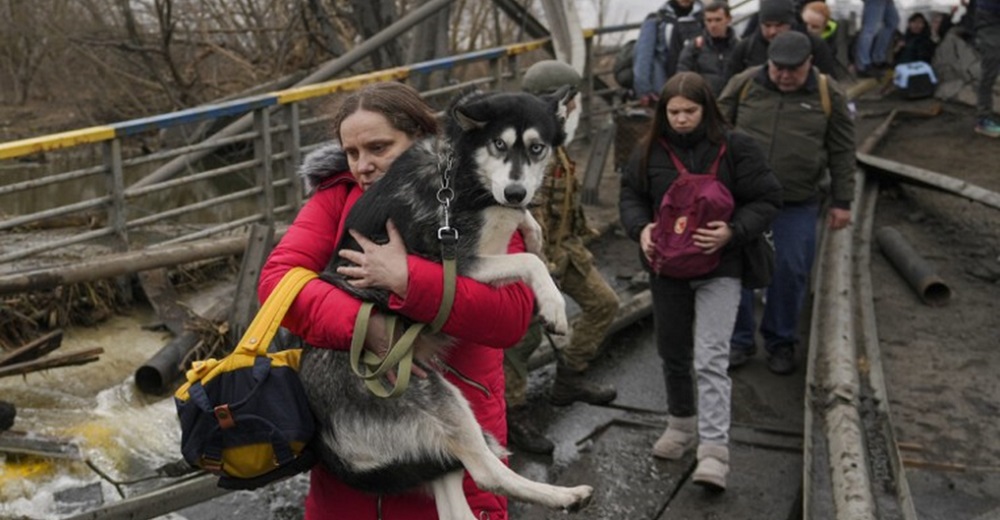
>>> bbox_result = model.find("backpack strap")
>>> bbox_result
[736,70,831,120]
[659,138,728,178]
[818,72,832,118]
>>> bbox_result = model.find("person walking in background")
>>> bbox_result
[619,72,782,491]
[973,0,1000,137]
[633,0,706,105]
[724,0,841,82]
[801,1,853,79]
[258,82,537,519]
[719,31,856,375]
[855,0,901,77]
[678,1,741,95]
[929,10,955,43]
[503,60,620,455]
[894,13,937,64]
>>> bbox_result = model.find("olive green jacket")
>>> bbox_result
[718,65,856,208]
[530,147,598,278]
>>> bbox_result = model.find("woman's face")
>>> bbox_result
[666,95,704,134]
[909,16,926,34]
[340,109,415,190]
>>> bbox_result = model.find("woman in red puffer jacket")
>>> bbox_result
[258,82,535,520]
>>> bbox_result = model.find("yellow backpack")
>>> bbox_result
[174,267,318,489]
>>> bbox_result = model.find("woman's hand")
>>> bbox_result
[693,221,732,255]
[337,219,409,298]
[640,223,657,262]
[363,312,428,379]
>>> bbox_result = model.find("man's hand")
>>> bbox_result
[337,219,409,298]
[828,208,851,230]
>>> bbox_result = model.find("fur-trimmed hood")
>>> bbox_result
[300,142,350,194]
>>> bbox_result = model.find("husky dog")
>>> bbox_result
[298,88,592,519]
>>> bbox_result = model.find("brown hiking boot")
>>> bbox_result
[549,366,617,406]
[507,408,554,455]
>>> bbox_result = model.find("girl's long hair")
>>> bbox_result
[637,72,731,180]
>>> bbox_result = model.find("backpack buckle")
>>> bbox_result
[214,404,236,429]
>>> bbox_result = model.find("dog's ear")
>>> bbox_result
[453,104,488,131]
[541,85,579,146]
[543,85,578,124]
[448,88,489,131]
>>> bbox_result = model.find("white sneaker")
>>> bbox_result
[651,415,697,460]
[692,443,729,491]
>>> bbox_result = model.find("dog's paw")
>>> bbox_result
[561,484,594,512]
[519,211,545,256]
[537,294,569,336]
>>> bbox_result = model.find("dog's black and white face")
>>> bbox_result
[449,87,575,208]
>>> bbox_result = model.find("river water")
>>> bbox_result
[0,305,201,519]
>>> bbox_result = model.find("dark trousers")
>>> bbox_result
[977,23,1000,118]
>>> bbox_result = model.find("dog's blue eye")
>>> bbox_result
[493,139,507,151]
[529,143,546,155]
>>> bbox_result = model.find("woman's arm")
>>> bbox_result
[727,132,783,245]
[387,233,535,349]
[618,154,655,242]
[259,182,367,349]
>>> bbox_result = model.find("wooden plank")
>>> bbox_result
[580,122,615,205]
[0,329,63,367]
[0,430,82,460]
[0,348,104,378]
[857,152,1000,211]
[228,224,275,343]
[137,269,188,336]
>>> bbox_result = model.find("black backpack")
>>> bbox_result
[612,10,673,91]
[613,39,638,90]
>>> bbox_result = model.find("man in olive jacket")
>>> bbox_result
[717,30,855,375]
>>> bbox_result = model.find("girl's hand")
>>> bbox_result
[640,223,657,262]
[337,219,409,298]
[693,221,732,255]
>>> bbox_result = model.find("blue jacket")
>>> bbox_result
[632,0,705,98]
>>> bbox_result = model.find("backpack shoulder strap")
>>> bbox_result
[818,73,832,118]
[739,75,754,102]
[705,141,729,178]
[730,73,755,124]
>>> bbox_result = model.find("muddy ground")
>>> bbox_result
[857,97,1000,519]
[138,97,1000,520]
[2,92,998,520]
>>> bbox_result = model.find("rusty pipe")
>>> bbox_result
[875,226,952,306]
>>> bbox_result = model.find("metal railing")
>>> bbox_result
[0,23,639,274]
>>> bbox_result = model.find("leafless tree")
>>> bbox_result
[0,0,568,135]
[0,1,56,105]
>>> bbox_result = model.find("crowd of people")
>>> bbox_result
[254,1,1000,516]
[631,0,999,136]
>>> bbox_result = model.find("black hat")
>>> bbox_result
[768,31,813,67]
[759,0,796,25]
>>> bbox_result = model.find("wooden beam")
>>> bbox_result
[0,430,82,459]
[0,348,104,378]
[0,227,286,297]
[0,329,64,367]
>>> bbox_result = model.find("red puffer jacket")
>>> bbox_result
[258,163,535,520]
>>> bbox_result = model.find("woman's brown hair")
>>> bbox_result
[330,82,439,141]
[637,72,731,178]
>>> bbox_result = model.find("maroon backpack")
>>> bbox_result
[650,139,734,279]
